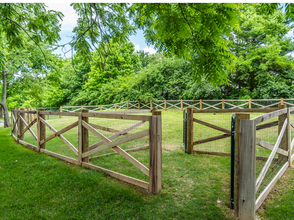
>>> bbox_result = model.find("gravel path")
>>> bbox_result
[0,121,4,127]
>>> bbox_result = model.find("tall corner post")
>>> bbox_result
[81,109,89,163]
[187,107,194,154]
[278,104,288,162]
[238,118,256,220]
[149,109,162,194]
[234,113,250,217]
[39,108,46,150]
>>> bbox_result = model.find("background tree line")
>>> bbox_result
[1,6,294,111]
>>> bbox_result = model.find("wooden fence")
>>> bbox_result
[236,105,294,219]
[11,108,162,194]
[57,98,294,113]
[184,105,294,219]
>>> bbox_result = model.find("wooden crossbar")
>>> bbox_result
[11,113,19,133]
[256,118,288,192]
[39,121,79,145]
[202,101,221,110]
[224,101,249,109]
[193,118,230,134]
[90,145,149,159]
[19,115,37,140]
[83,129,149,158]
[256,121,278,130]
[39,117,78,155]
[19,118,37,139]
[82,120,149,176]
[193,133,230,145]
[89,121,146,150]
[256,138,288,157]
[252,108,287,125]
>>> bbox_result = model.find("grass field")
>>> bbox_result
[1,110,294,219]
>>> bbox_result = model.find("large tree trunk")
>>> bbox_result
[1,71,11,128]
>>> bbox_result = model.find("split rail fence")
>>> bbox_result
[11,108,162,194]
[185,105,294,219]
[56,98,294,114]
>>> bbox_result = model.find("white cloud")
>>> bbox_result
[143,46,156,54]
[45,3,78,32]
[134,44,140,52]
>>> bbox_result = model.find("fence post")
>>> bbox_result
[222,99,224,109]
[81,105,83,111]
[164,100,167,111]
[127,101,129,110]
[281,98,284,105]
[39,108,46,150]
[287,108,292,167]
[149,108,162,194]
[100,105,102,112]
[82,109,89,163]
[249,99,251,109]
[28,108,31,124]
[150,101,152,110]
[60,106,63,118]
[187,107,194,154]
[19,108,25,141]
[138,100,140,110]
[278,104,288,162]
[115,103,117,111]
[234,113,250,217]
[10,109,13,136]
[181,99,183,111]
[200,99,202,110]
[238,118,256,220]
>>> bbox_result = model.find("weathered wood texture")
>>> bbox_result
[19,108,25,141]
[238,119,256,220]
[234,113,250,217]
[39,108,46,149]
[278,104,288,162]
[187,107,194,154]
[149,113,162,194]
[82,109,89,162]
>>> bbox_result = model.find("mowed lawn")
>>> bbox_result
[1,111,294,219]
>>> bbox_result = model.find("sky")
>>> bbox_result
[45,3,156,58]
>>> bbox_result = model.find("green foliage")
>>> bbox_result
[85,41,141,92]
[225,4,294,99]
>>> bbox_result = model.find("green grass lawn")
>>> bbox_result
[1,111,294,219]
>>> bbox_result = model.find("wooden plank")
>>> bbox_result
[235,113,250,217]
[238,119,256,220]
[290,120,294,129]
[37,111,40,151]
[82,162,149,190]
[181,99,183,111]
[39,117,78,155]
[82,109,89,162]
[249,99,251,109]
[200,99,202,109]
[19,139,38,151]
[39,111,80,117]
[83,129,149,158]
[81,112,150,121]
[92,109,152,115]
[39,121,78,145]
[78,113,82,164]
[256,121,278,130]
[256,118,287,192]
[149,115,162,194]
[11,113,19,134]
[193,108,279,114]
[89,121,146,150]
[288,108,292,166]
[40,149,80,166]
[18,110,37,114]
[193,118,230,134]
[83,120,149,176]
[193,133,230,145]
[90,145,149,159]
[278,104,288,162]
[18,118,37,139]
[253,108,287,125]
[19,108,25,141]
[19,115,37,141]
[187,107,194,154]
[256,138,288,157]
[255,162,288,211]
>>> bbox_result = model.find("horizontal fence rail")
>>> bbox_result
[22,98,291,116]
[11,108,162,194]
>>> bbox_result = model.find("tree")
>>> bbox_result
[225,4,294,99]
[0,3,62,127]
